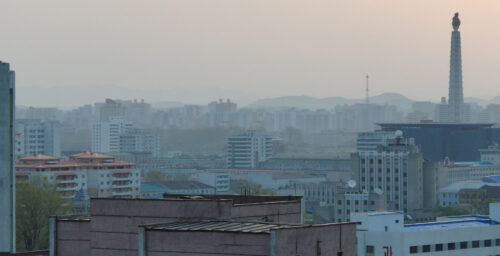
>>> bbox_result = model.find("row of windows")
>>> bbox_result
[408,239,500,253]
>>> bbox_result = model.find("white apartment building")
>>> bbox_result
[352,131,424,213]
[92,118,133,153]
[352,203,500,256]
[15,119,61,157]
[15,152,141,198]
[226,130,273,168]
[119,128,160,157]
[92,118,160,156]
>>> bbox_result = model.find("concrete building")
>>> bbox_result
[91,118,133,153]
[226,130,273,168]
[352,131,424,213]
[25,107,61,122]
[207,98,237,127]
[15,119,61,157]
[119,128,160,157]
[377,122,500,162]
[480,144,500,164]
[92,118,160,156]
[438,161,500,186]
[439,180,500,207]
[49,195,304,256]
[15,152,140,198]
[280,181,386,223]
[0,60,15,253]
[197,171,230,193]
[139,220,356,256]
[259,157,351,172]
[141,181,215,198]
[352,203,500,256]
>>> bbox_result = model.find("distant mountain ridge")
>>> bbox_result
[247,93,415,110]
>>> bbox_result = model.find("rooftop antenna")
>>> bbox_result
[365,74,370,105]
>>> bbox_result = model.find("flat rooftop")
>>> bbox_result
[144,220,353,234]
[404,219,499,232]
[161,194,302,205]
[377,122,494,130]
[144,221,302,234]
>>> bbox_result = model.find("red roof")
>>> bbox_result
[19,154,61,161]
[70,151,114,159]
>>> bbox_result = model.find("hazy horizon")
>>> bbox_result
[2,0,500,107]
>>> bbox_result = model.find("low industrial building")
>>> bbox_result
[139,220,356,256]
[439,180,500,206]
[50,194,305,256]
[352,203,500,256]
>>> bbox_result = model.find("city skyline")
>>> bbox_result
[2,1,500,107]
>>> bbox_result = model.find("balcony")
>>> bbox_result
[112,182,132,189]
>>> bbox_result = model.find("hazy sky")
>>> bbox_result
[1,0,500,107]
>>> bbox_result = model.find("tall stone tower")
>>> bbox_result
[448,13,464,122]
[0,61,15,253]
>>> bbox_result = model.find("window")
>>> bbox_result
[484,240,491,247]
[448,243,455,250]
[409,246,418,254]
[460,241,467,249]
[472,240,479,248]
[422,245,430,252]
[496,239,500,246]
[435,244,443,251]
[366,246,374,253]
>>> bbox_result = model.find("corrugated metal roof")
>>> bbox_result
[145,221,302,234]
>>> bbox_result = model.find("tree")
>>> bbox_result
[16,176,72,251]
[230,180,276,195]
[144,170,167,183]
[436,205,469,217]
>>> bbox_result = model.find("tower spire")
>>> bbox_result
[448,12,463,122]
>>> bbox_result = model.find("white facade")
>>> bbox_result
[15,119,61,156]
[91,118,133,153]
[119,128,160,157]
[353,204,500,256]
[16,152,141,198]
[197,172,230,193]
[354,134,423,213]
[226,130,273,168]
[439,162,500,186]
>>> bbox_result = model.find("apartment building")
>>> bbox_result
[352,131,424,213]
[226,130,273,168]
[15,151,140,198]
[15,119,61,157]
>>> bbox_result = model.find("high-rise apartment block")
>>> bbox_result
[92,118,133,153]
[0,61,15,253]
[226,130,273,168]
[92,118,160,156]
[119,128,160,157]
[352,131,423,213]
[15,119,61,157]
